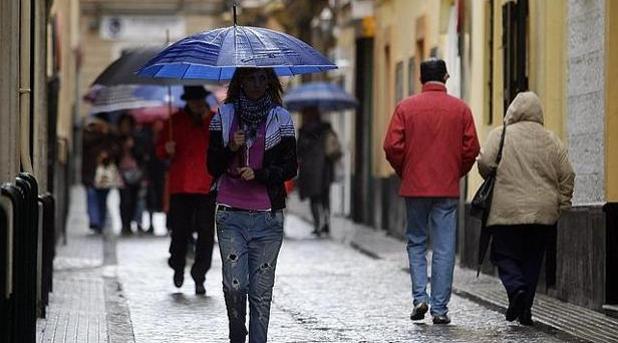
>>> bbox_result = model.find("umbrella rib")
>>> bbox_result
[241,27,257,66]
[180,64,190,80]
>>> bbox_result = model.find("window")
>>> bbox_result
[395,61,404,103]
[502,0,529,113]
[408,57,416,95]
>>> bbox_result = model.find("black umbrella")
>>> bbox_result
[477,216,492,277]
[92,47,208,86]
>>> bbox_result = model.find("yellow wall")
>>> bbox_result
[529,0,566,140]
[606,0,618,201]
[466,0,567,199]
[466,0,490,198]
[54,0,80,153]
[372,0,446,178]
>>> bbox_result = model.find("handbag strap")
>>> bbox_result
[495,123,507,165]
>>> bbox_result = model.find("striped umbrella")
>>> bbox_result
[85,85,166,114]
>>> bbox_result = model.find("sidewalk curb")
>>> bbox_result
[103,229,136,343]
[451,288,589,343]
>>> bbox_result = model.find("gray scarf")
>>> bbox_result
[235,92,275,140]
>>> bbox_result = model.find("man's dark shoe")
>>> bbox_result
[195,282,206,295]
[173,270,184,288]
[322,224,330,234]
[410,302,428,320]
[432,314,451,324]
[519,308,534,326]
[506,289,526,322]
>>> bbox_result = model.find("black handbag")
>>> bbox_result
[470,123,506,220]
[471,123,506,276]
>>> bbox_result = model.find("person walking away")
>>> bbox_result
[383,59,480,324]
[138,120,167,234]
[117,113,144,235]
[208,67,297,343]
[155,85,216,295]
[478,91,574,325]
[81,116,118,232]
[297,106,342,236]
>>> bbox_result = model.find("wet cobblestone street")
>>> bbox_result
[116,215,570,343]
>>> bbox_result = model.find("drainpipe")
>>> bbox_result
[488,0,494,125]
[19,0,33,173]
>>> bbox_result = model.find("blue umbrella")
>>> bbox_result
[137,8,336,81]
[132,85,185,107]
[284,82,359,112]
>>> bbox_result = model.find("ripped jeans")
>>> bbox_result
[216,209,284,343]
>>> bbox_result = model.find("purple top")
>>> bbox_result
[217,115,271,211]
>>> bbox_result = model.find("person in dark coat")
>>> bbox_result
[117,113,144,235]
[297,106,341,236]
[155,85,216,295]
[81,116,118,232]
[135,120,167,234]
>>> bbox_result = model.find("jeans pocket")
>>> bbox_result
[266,211,284,230]
[216,210,230,227]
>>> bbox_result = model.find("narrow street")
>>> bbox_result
[115,212,569,342]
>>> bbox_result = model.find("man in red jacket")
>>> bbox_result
[156,85,215,295]
[384,59,480,324]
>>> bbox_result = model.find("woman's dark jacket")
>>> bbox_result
[297,121,335,199]
[207,103,297,210]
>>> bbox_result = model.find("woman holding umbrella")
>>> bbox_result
[137,6,334,340]
[297,106,342,236]
[207,67,297,343]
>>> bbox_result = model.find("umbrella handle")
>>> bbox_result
[167,85,173,140]
[233,4,237,26]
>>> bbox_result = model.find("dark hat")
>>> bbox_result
[420,59,448,84]
[181,85,210,100]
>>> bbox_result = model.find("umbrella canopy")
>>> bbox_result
[283,82,358,112]
[136,26,337,81]
[132,85,185,107]
[85,84,186,114]
[86,85,166,114]
[92,47,208,86]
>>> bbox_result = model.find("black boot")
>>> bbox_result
[506,289,526,322]
[519,308,534,326]
[173,270,184,288]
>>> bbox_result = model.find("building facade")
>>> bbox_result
[326,0,617,312]
[0,0,81,236]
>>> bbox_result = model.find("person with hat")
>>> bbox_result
[383,58,480,324]
[155,85,216,295]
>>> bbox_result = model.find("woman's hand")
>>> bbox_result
[229,130,245,152]
[238,167,255,181]
[165,141,176,156]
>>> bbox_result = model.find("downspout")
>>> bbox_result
[20,0,34,173]
[488,0,494,125]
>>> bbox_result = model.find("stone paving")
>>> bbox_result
[37,186,574,342]
[36,187,109,343]
[117,215,570,342]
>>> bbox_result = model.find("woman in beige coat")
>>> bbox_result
[478,91,574,325]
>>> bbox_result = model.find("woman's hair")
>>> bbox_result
[225,68,283,105]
